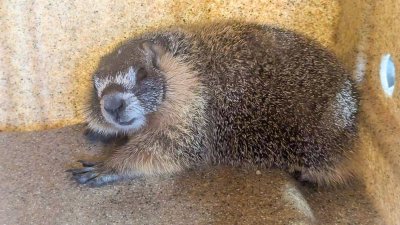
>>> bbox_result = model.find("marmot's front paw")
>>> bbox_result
[66,160,122,187]
[83,128,129,146]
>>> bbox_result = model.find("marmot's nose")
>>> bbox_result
[103,94,126,117]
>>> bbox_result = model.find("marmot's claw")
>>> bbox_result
[67,161,121,187]
[73,170,98,184]
[65,167,94,175]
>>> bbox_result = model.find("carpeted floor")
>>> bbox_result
[0,125,383,225]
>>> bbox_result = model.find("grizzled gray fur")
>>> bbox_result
[68,21,359,187]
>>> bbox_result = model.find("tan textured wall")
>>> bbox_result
[351,1,400,224]
[334,0,371,71]
[336,0,400,224]
[0,0,340,131]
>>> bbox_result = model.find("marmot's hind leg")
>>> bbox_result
[297,158,355,187]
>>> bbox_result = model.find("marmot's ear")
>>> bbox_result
[141,41,167,68]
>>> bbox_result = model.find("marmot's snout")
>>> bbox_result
[101,91,142,127]
[102,93,126,118]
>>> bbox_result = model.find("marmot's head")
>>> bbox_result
[87,40,168,134]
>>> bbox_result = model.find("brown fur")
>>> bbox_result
[69,21,360,187]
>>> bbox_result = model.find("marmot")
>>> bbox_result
[67,21,359,187]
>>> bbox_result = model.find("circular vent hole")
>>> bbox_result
[380,54,396,96]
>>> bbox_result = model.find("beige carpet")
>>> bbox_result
[0,125,382,224]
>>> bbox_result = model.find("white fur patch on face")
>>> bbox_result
[100,92,146,133]
[94,66,137,97]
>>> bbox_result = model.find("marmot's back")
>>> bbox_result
[179,23,359,183]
